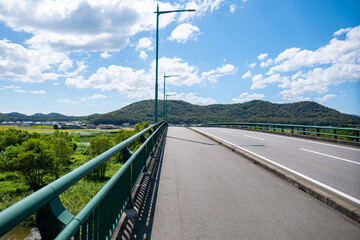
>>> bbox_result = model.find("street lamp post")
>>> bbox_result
[166,93,176,122]
[154,4,195,123]
[163,73,180,120]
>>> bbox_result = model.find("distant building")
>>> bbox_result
[98,124,118,129]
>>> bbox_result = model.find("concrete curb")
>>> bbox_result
[189,127,360,224]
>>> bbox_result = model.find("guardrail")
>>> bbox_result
[201,122,359,142]
[0,121,167,239]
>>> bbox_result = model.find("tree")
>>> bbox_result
[142,121,150,129]
[134,121,150,133]
[0,137,58,191]
[86,135,113,180]
[0,129,30,152]
[134,123,142,132]
[51,131,75,177]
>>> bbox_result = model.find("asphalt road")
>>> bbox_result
[193,127,360,204]
[145,127,359,240]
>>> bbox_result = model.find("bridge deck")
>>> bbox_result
[132,127,359,239]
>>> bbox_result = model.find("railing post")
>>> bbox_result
[128,163,134,208]
[333,129,337,139]
[140,134,147,144]
[355,130,359,142]
[316,128,320,137]
[121,147,134,208]
[36,197,74,240]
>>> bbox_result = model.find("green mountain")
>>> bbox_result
[1,100,359,127]
[86,100,360,127]
[0,112,82,122]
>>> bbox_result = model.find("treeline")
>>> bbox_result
[87,100,360,127]
[0,113,84,122]
[2,100,359,127]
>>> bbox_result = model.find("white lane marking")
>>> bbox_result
[195,129,360,205]
[236,129,360,152]
[300,148,360,165]
[244,135,265,141]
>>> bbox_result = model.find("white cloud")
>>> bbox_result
[334,27,351,36]
[14,89,26,93]
[136,37,153,51]
[246,25,360,102]
[4,85,20,89]
[14,89,46,94]
[0,1,227,53]
[81,94,107,101]
[0,39,87,83]
[139,51,148,60]
[250,74,263,89]
[66,57,237,99]
[58,58,73,72]
[260,59,273,68]
[168,23,200,44]
[57,99,76,104]
[100,51,112,59]
[156,57,201,86]
[174,92,216,105]
[257,53,268,60]
[251,73,289,90]
[29,90,46,94]
[66,65,151,99]
[232,92,264,103]
[4,85,46,94]
[0,0,230,87]
[268,26,360,75]
[179,0,226,22]
[241,70,252,79]
[249,62,257,68]
[0,1,174,52]
[315,94,336,103]
[274,47,301,64]
[201,64,237,83]
[229,4,236,13]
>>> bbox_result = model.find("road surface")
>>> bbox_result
[193,127,360,204]
[133,127,360,240]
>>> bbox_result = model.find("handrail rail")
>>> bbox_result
[0,121,168,239]
[200,122,359,142]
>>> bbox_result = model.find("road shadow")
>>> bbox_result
[167,135,216,146]
[112,128,167,240]
[130,129,167,240]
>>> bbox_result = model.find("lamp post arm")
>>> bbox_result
[155,9,196,14]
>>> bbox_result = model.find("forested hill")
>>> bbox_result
[0,112,83,122]
[87,100,360,127]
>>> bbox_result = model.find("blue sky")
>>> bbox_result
[0,0,359,116]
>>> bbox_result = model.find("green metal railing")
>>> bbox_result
[201,122,359,142]
[0,121,167,239]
